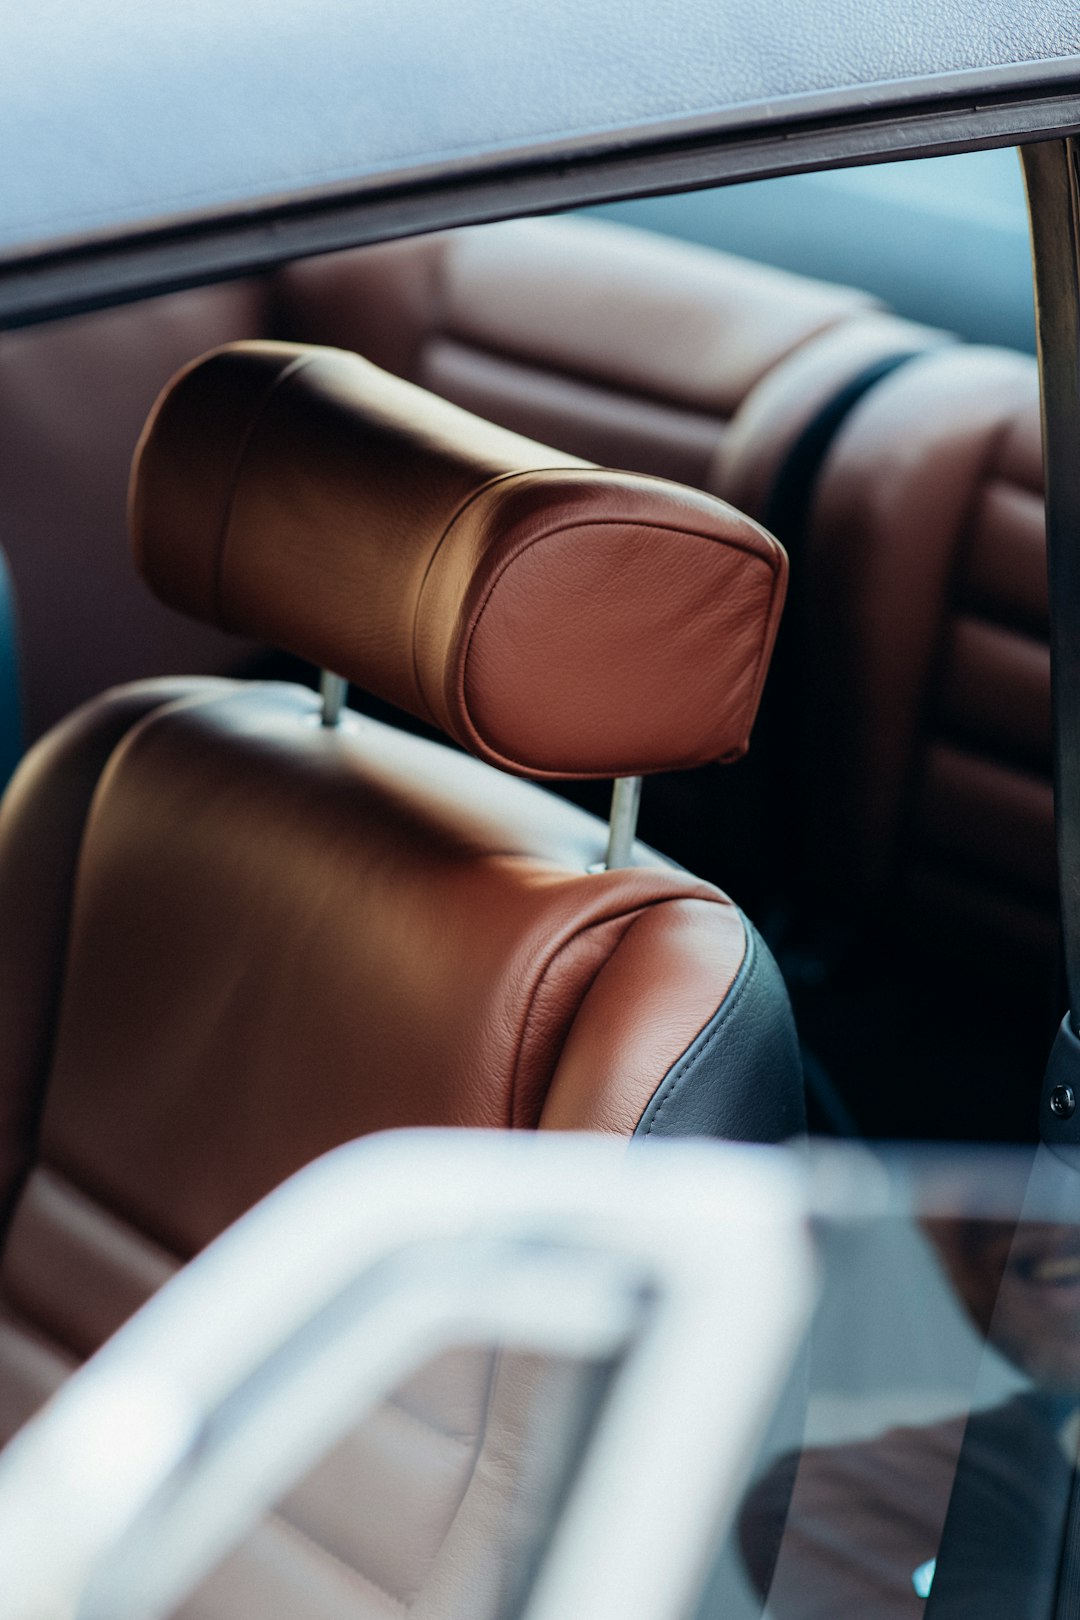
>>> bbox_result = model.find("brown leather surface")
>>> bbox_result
[913,742,1056,902]
[541,897,747,1132]
[0,1159,541,1620]
[132,342,787,780]
[0,678,234,1227]
[3,1165,176,1361]
[0,1166,587,1620]
[0,288,265,738]
[726,331,1054,988]
[278,219,888,512]
[796,346,1042,913]
[0,1303,72,1445]
[280,217,879,418]
[714,312,954,516]
[418,337,731,488]
[0,676,753,1612]
[24,682,747,1255]
[937,617,1050,772]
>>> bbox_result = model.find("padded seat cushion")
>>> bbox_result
[0,679,801,1260]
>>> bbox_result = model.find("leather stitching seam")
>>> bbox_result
[509,897,671,1128]
[211,351,317,626]
[410,465,569,721]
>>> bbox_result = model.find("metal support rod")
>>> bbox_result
[604,775,642,870]
[1021,140,1080,1033]
[319,670,348,728]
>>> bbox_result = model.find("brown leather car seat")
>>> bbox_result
[721,338,1051,1136]
[789,347,1046,967]
[0,342,803,1464]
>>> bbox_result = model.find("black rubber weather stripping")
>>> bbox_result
[763,350,925,551]
[1023,138,1080,1041]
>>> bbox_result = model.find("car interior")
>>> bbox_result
[0,144,1062,1612]
[0,185,1054,1150]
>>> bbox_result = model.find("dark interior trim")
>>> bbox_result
[3,83,1080,331]
[1021,138,1080,1042]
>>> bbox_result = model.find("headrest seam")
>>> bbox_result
[410,465,585,728]
[457,515,784,779]
[211,351,318,628]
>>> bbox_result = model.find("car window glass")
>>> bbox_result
[701,1144,1080,1620]
[592,147,1035,352]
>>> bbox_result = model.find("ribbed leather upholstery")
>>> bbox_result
[0,1153,564,1620]
[788,346,1051,987]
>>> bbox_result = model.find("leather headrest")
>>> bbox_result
[131,341,787,780]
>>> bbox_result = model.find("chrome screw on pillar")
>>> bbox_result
[604,775,643,870]
[1051,1084,1077,1121]
[320,670,348,728]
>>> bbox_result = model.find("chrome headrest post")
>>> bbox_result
[319,671,348,728]
[604,775,643,870]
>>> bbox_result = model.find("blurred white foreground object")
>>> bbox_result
[0,1129,814,1620]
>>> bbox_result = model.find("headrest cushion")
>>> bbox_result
[131,341,786,780]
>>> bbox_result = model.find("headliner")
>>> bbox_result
[4,0,1080,326]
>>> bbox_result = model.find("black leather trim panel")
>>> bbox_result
[634,916,805,1141]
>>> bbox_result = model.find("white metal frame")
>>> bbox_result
[0,1129,815,1620]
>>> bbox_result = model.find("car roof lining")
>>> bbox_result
[2,1,1080,328]
[0,114,1075,333]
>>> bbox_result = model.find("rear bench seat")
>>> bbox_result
[278,215,902,487]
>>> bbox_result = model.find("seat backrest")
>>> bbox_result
[0,284,269,739]
[810,346,1050,991]
[277,216,889,491]
[0,343,802,1464]
[725,339,1049,994]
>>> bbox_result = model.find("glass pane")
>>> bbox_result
[703,1143,1080,1620]
[162,1346,605,1620]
